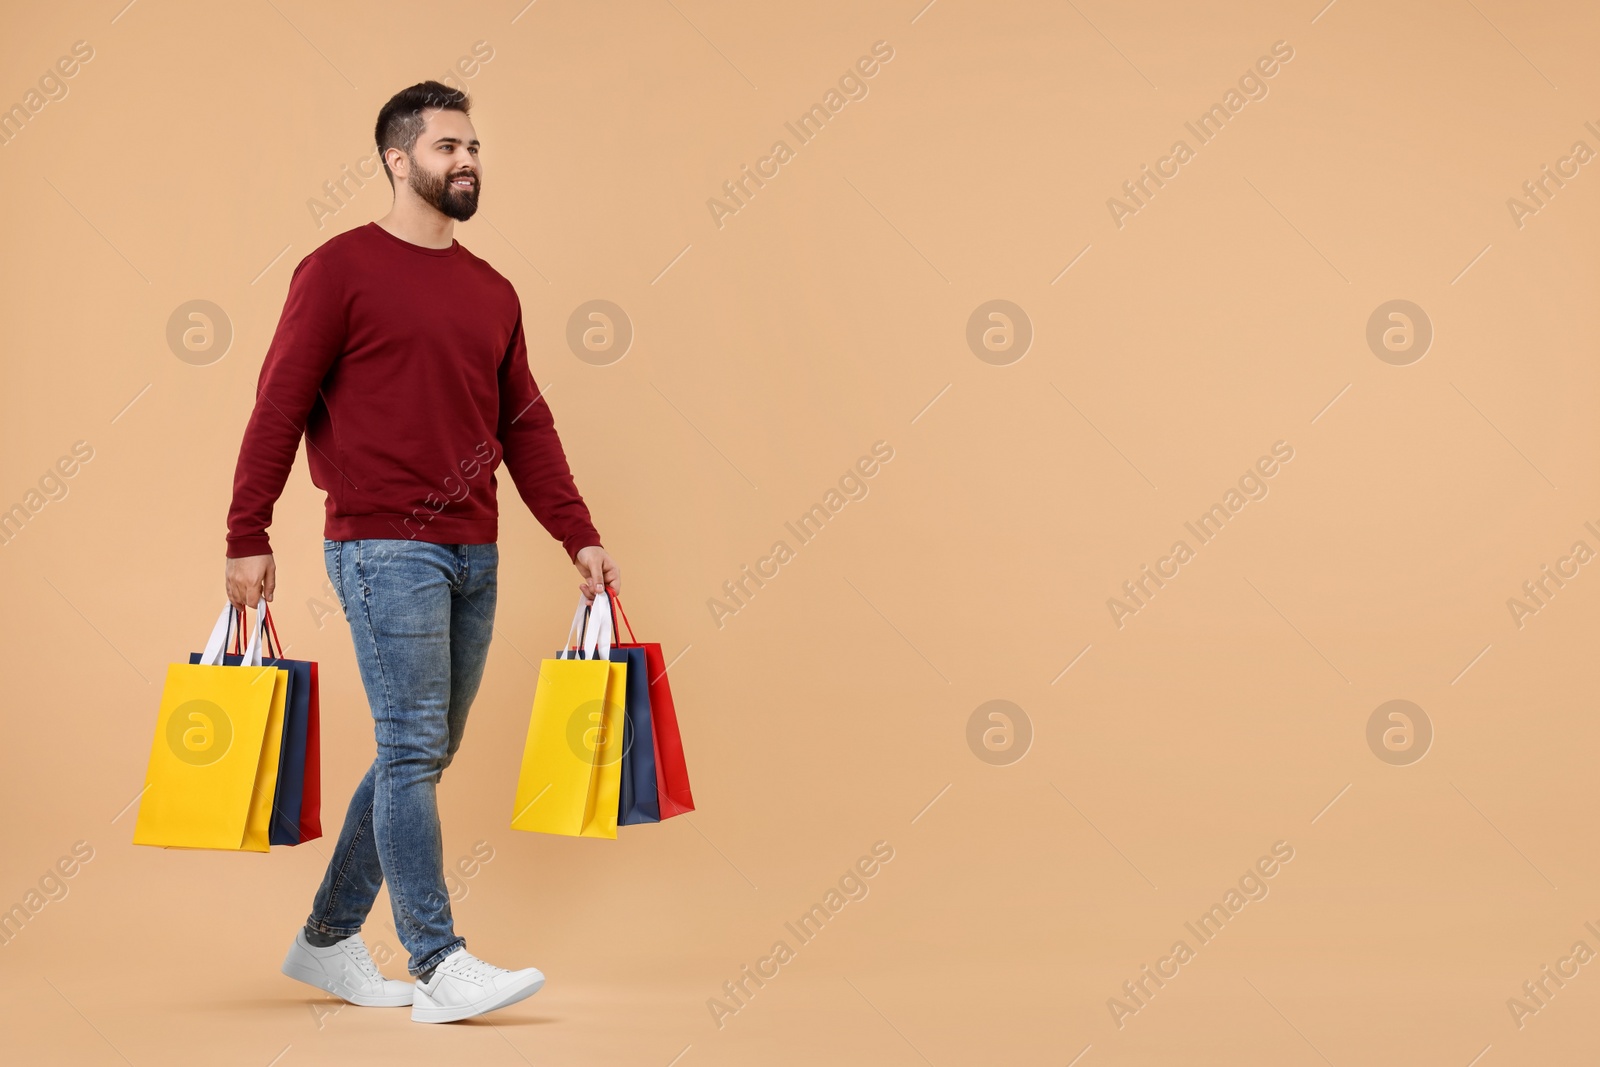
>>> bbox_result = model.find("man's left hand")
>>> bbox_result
[574,545,619,603]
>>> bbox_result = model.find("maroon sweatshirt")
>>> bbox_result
[225,221,601,561]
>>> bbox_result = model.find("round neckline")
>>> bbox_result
[367,221,460,257]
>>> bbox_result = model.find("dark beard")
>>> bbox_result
[410,161,480,221]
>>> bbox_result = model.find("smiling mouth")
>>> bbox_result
[450,175,477,189]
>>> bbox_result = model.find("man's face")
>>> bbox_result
[400,107,481,221]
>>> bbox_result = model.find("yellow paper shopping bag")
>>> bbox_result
[511,594,627,839]
[133,600,289,852]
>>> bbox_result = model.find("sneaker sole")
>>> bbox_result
[282,958,415,1007]
[411,971,546,1023]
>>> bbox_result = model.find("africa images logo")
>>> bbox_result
[165,699,232,766]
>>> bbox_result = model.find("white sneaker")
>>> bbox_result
[281,929,414,1007]
[411,947,545,1023]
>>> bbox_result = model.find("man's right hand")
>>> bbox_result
[226,553,276,612]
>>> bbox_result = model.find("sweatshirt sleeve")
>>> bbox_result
[225,253,346,558]
[497,304,603,563]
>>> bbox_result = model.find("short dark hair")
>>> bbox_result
[374,81,472,188]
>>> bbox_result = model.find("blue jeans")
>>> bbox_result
[305,538,498,976]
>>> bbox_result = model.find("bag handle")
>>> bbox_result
[235,596,268,666]
[580,591,613,661]
[201,601,270,668]
[262,602,282,659]
[610,592,637,644]
[556,599,588,660]
[198,604,236,665]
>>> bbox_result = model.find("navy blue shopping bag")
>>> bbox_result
[608,644,660,825]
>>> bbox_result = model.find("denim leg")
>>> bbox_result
[310,538,479,977]
[305,760,382,937]
[304,539,499,972]
[306,542,384,937]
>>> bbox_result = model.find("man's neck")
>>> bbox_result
[375,206,454,250]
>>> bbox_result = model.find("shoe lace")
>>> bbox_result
[448,952,502,983]
[340,937,383,981]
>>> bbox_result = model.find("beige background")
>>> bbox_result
[2,1,1598,1064]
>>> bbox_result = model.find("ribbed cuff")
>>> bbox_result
[226,534,273,558]
[564,532,602,564]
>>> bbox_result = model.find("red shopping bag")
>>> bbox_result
[610,595,695,818]
[300,659,322,842]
